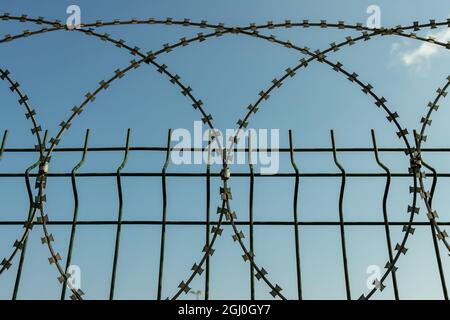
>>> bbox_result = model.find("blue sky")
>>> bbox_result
[0,0,449,300]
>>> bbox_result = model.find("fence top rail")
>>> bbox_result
[2,146,450,153]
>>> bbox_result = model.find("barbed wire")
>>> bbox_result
[1,14,449,300]
[0,68,44,277]
[0,70,83,298]
[0,18,426,300]
[415,78,450,252]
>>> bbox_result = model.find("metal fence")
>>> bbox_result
[0,128,449,300]
[0,13,450,300]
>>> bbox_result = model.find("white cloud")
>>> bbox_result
[391,28,450,69]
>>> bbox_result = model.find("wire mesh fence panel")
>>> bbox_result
[0,13,450,300]
[0,137,448,300]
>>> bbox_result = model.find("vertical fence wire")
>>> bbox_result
[330,130,351,300]
[420,158,448,299]
[12,130,47,299]
[61,129,90,300]
[248,133,255,300]
[109,128,131,300]
[157,129,172,300]
[370,129,399,300]
[288,130,302,300]
[204,132,212,300]
[0,130,8,160]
